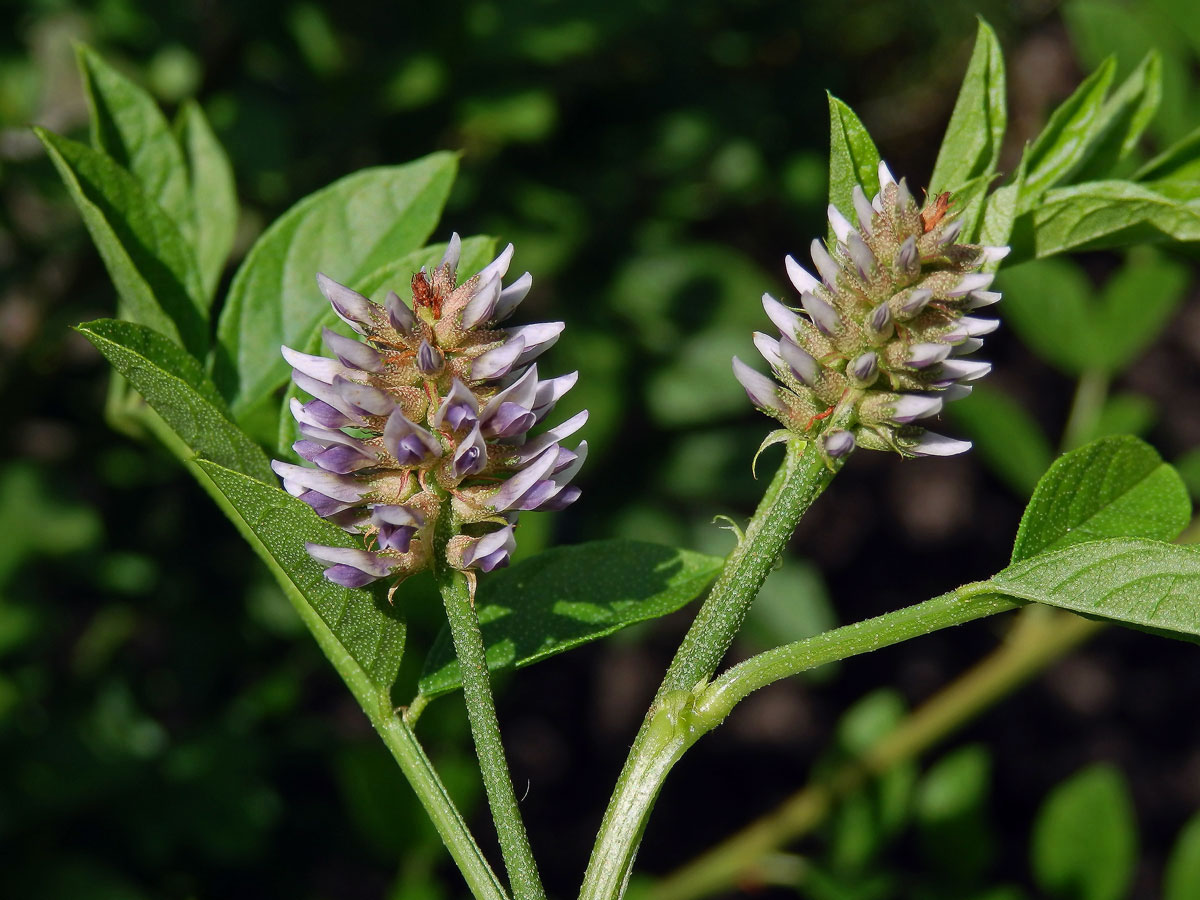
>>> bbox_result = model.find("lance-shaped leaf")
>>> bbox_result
[988,538,1200,641]
[1021,57,1117,200]
[175,100,238,301]
[275,236,497,456]
[38,129,208,357]
[1012,435,1191,562]
[213,153,457,417]
[930,18,1007,195]
[1074,51,1162,182]
[76,44,194,240]
[827,94,882,229]
[418,540,724,699]
[1134,124,1200,183]
[196,459,406,695]
[1006,179,1200,264]
[77,319,274,484]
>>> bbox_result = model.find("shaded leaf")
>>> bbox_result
[1166,811,1200,900]
[1074,51,1162,181]
[1087,393,1157,443]
[1093,246,1188,371]
[930,19,1006,195]
[1022,57,1117,200]
[76,319,274,484]
[1135,124,1200,182]
[915,745,995,880]
[1012,435,1191,562]
[214,153,457,416]
[76,44,194,239]
[827,95,882,227]
[946,383,1052,496]
[175,100,238,301]
[37,129,208,356]
[418,540,723,698]
[991,538,1200,639]
[995,258,1095,374]
[195,460,405,694]
[1012,180,1200,264]
[1030,764,1137,900]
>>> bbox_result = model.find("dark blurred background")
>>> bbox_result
[2,0,1199,897]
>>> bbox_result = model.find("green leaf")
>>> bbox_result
[995,258,1096,374]
[946,383,1053,496]
[76,319,274,484]
[274,236,497,456]
[827,94,882,227]
[1022,57,1117,199]
[1165,811,1200,900]
[195,460,406,695]
[1012,180,1200,263]
[1134,124,1200,182]
[915,745,995,880]
[1012,435,1191,562]
[76,44,194,239]
[929,19,1006,195]
[175,100,238,301]
[418,540,723,699]
[991,537,1200,638]
[1074,51,1162,181]
[1092,247,1188,371]
[37,129,208,356]
[214,153,457,416]
[978,152,1028,249]
[1030,764,1137,900]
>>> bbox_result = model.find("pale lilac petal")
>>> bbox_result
[948,273,994,297]
[291,371,362,421]
[784,255,819,294]
[779,338,818,385]
[809,239,840,286]
[334,376,395,417]
[282,345,352,385]
[507,410,589,465]
[317,274,375,334]
[493,272,533,323]
[433,379,481,431]
[386,290,415,334]
[891,394,943,423]
[732,357,784,412]
[491,446,559,511]
[965,290,1002,310]
[938,359,992,382]
[752,332,783,371]
[461,276,501,329]
[823,429,855,458]
[910,432,972,457]
[505,322,564,367]
[907,342,951,368]
[531,371,577,422]
[801,292,841,336]
[960,316,999,336]
[762,293,803,339]
[453,423,488,478]
[846,232,876,276]
[472,337,526,381]
[305,543,397,577]
[271,461,366,502]
[383,409,442,464]
[440,232,462,273]
[475,243,514,288]
[827,204,854,243]
[291,397,352,429]
[877,159,896,191]
[852,185,875,233]
[322,328,383,373]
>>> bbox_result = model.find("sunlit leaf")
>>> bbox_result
[418,540,723,698]
[1012,435,1191,561]
[38,129,208,356]
[930,19,1006,195]
[826,94,882,228]
[175,100,238,301]
[214,153,457,416]
[76,319,273,483]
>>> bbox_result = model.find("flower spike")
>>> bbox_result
[734,162,1006,459]
[275,237,585,589]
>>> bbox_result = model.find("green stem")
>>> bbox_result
[579,584,1021,900]
[437,567,546,900]
[659,435,838,699]
[1060,369,1109,452]
[651,608,1101,900]
[142,409,507,900]
[580,437,835,898]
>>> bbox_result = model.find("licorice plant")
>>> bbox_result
[46,22,1200,900]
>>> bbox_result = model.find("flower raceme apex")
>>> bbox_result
[271,235,587,590]
[733,161,1008,461]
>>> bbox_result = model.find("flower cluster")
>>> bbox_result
[271,236,586,589]
[733,161,1008,460]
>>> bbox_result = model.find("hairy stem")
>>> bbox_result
[580,437,835,898]
[579,582,1020,900]
[437,566,546,900]
[142,407,508,900]
[651,608,1101,900]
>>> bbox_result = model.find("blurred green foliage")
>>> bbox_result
[2,0,1198,897]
